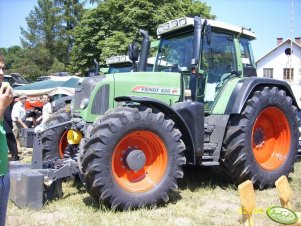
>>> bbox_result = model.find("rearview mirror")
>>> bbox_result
[128,42,139,62]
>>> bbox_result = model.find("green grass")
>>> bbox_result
[6,160,301,226]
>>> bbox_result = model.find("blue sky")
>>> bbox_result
[202,0,301,60]
[0,0,300,61]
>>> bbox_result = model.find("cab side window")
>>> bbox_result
[239,38,257,77]
[202,33,236,83]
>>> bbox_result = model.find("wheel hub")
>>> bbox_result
[124,149,146,171]
[253,128,264,147]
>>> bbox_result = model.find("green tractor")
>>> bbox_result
[43,16,299,209]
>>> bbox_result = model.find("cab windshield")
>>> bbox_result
[154,33,193,72]
[108,65,132,74]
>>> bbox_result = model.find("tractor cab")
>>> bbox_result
[106,55,155,74]
[154,17,256,111]
[106,55,134,74]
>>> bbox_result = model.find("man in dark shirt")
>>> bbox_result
[3,99,19,161]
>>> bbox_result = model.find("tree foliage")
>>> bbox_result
[0,46,52,81]
[2,0,215,79]
[20,0,85,75]
[71,0,215,73]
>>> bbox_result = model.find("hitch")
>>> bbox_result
[9,120,79,209]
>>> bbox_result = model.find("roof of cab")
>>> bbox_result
[157,17,256,40]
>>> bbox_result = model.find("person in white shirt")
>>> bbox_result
[35,94,53,133]
[41,94,52,124]
[11,94,28,139]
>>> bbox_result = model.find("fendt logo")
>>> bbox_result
[132,85,180,95]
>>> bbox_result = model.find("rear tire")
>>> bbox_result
[80,107,186,209]
[42,108,71,160]
[221,87,299,189]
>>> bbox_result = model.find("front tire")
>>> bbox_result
[80,107,186,209]
[42,108,71,160]
[221,87,299,189]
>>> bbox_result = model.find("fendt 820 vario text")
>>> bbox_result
[13,16,299,210]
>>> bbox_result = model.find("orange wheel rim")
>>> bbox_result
[252,107,291,170]
[112,130,168,193]
[59,130,68,159]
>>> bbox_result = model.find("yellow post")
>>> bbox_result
[275,175,301,226]
[238,180,256,226]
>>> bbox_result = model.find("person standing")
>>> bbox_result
[11,94,28,141]
[40,94,52,125]
[0,54,14,226]
[3,99,19,161]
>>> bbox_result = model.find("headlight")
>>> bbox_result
[171,20,178,28]
[65,103,73,112]
[157,17,193,36]
[79,98,89,109]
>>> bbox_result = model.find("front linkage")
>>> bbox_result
[9,120,79,209]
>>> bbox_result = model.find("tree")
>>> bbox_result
[70,0,215,73]
[10,47,52,81]
[0,46,22,71]
[48,58,66,73]
[0,46,47,81]
[21,0,60,53]
[20,0,85,71]
[54,0,85,60]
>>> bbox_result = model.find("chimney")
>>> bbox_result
[277,38,283,45]
[295,37,301,45]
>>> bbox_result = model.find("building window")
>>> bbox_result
[263,68,273,78]
[283,68,294,81]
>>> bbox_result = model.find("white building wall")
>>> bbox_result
[256,41,301,107]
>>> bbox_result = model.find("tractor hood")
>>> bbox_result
[113,71,182,105]
[74,71,182,122]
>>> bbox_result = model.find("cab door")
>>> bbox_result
[197,32,237,111]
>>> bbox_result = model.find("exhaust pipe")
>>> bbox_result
[94,59,99,76]
[138,29,150,72]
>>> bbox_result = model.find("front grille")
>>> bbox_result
[73,76,105,110]
[91,84,109,115]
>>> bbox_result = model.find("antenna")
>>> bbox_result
[289,0,294,81]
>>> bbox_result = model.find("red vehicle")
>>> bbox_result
[24,96,44,110]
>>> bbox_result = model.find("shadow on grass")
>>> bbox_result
[79,166,232,210]
[57,177,87,201]
[81,191,183,212]
[178,165,235,191]
[74,166,236,210]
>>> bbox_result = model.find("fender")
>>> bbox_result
[225,77,300,114]
[115,96,198,164]
[51,95,73,113]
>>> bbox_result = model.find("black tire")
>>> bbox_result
[80,107,186,209]
[221,87,299,189]
[42,108,71,161]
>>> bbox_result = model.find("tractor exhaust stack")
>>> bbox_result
[138,29,150,72]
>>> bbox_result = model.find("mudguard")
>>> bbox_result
[225,77,300,114]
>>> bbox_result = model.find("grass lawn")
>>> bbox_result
[6,156,301,226]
